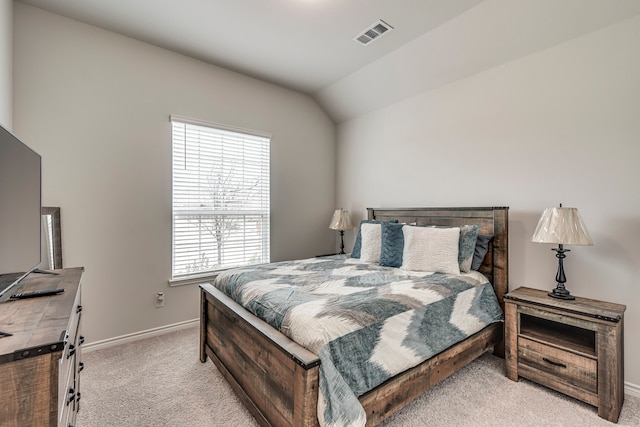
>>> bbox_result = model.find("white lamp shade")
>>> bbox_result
[531,207,593,246]
[329,209,353,231]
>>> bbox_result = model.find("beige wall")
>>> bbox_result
[0,0,11,129]
[336,16,640,387]
[13,3,336,343]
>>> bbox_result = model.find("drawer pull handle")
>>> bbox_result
[79,335,85,345]
[67,388,76,405]
[76,305,83,314]
[78,362,85,373]
[67,344,76,358]
[542,357,566,369]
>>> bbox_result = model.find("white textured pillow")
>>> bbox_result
[360,223,382,262]
[401,226,460,274]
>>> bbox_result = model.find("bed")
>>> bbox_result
[200,206,509,427]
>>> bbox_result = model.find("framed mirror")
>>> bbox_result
[41,207,63,270]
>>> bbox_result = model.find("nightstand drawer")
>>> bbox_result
[518,337,597,397]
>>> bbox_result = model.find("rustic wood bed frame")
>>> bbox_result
[200,206,509,427]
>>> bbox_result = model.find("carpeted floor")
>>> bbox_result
[77,325,640,426]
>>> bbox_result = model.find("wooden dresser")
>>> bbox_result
[0,267,84,427]
[505,287,625,423]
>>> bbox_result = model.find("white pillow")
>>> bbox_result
[360,223,382,262]
[401,226,460,274]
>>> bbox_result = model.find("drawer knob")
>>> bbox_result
[76,304,83,314]
[67,388,76,405]
[79,335,85,345]
[78,361,85,373]
[67,344,76,358]
[542,357,567,369]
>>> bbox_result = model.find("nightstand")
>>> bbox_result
[504,287,626,423]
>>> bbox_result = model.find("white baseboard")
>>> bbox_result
[626,381,640,399]
[82,318,199,353]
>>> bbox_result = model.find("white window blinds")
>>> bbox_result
[171,117,270,278]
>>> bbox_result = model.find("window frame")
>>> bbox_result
[169,115,271,285]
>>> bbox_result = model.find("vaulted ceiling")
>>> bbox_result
[17,0,640,122]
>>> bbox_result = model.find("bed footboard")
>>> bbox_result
[200,283,501,427]
[200,283,321,427]
[360,322,501,426]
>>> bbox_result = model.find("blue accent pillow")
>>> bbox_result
[472,235,493,271]
[351,219,398,258]
[379,222,405,267]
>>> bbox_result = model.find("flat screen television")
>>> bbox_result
[0,124,42,303]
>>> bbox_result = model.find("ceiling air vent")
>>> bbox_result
[353,19,394,46]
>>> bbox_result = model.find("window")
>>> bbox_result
[171,116,270,280]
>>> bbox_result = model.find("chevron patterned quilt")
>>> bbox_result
[212,255,504,427]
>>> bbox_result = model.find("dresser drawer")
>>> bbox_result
[518,337,597,403]
[58,287,82,421]
[58,364,73,427]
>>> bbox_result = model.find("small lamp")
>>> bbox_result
[531,204,593,300]
[329,209,353,255]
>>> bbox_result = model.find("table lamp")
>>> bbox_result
[531,204,593,300]
[329,209,352,255]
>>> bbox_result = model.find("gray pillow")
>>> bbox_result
[458,225,480,273]
[472,235,493,270]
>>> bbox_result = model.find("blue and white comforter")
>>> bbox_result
[212,255,504,427]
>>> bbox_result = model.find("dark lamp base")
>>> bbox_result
[548,286,576,300]
[548,244,575,300]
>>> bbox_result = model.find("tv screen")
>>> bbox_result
[0,124,42,303]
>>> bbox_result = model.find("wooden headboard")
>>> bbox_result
[367,206,509,308]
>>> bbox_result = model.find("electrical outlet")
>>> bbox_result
[155,292,165,308]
